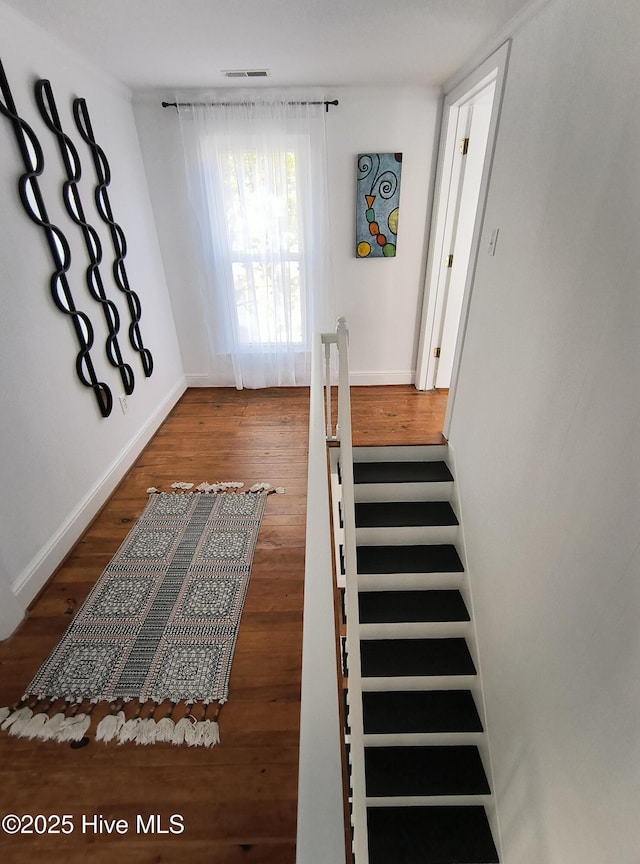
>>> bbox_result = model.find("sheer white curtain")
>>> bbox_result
[177,98,333,388]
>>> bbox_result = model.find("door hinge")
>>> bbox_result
[433,347,441,358]
[460,137,469,155]
[446,254,454,268]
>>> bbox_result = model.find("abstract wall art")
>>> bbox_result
[35,78,136,398]
[0,56,114,417]
[73,97,154,378]
[0,51,156,418]
[355,152,402,258]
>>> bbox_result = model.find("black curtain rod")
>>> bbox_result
[162,99,338,112]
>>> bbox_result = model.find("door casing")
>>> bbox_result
[415,41,511,438]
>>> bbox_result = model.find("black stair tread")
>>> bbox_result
[357,544,464,574]
[361,638,476,678]
[354,460,454,485]
[355,500,459,528]
[362,689,483,734]
[367,806,499,864]
[359,589,470,624]
[365,745,490,797]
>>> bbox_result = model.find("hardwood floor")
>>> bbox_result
[0,385,446,864]
[349,385,447,446]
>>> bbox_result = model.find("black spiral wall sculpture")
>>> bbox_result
[35,79,135,397]
[73,97,153,378]
[0,57,113,417]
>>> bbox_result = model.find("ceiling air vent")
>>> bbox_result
[223,69,269,78]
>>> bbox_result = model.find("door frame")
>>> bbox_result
[415,41,511,437]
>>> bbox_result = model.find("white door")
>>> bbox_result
[435,91,494,388]
[415,42,511,436]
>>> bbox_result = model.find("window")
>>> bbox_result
[178,100,332,388]
[220,148,305,346]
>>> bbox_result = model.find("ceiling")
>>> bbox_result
[3,0,534,92]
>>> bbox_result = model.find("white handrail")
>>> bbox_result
[299,318,368,863]
[332,319,369,864]
[323,331,338,441]
[296,327,346,864]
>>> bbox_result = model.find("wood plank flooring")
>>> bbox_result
[350,385,447,446]
[0,385,446,864]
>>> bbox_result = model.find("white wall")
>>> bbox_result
[0,2,185,638]
[448,1,640,861]
[133,85,438,384]
[326,87,438,383]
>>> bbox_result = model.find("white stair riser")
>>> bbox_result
[356,525,458,546]
[361,675,477,692]
[354,481,453,503]
[353,445,450,462]
[365,794,494,808]
[363,732,485,748]
[358,572,464,592]
[358,621,471,640]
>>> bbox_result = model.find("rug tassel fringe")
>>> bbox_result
[56,708,91,743]
[118,717,142,744]
[155,717,175,742]
[96,702,126,743]
[194,481,245,493]
[1,698,221,747]
[41,712,67,741]
[5,706,34,735]
[154,702,176,743]
[133,717,155,745]
[1,699,35,732]
[19,711,50,740]
[118,711,142,744]
[134,703,159,746]
[192,719,220,748]
[185,703,221,748]
[173,703,199,746]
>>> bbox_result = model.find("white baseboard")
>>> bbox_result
[185,374,218,387]
[187,372,417,387]
[349,370,415,386]
[13,376,187,609]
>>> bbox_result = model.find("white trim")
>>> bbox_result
[186,371,415,388]
[415,42,510,399]
[185,374,220,387]
[414,97,471,391]
[349,370,415,386]
[445,441,504,860]
[13,377,187,608]
[442,41,510,440]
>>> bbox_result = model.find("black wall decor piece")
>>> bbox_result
[35,79,135,396]
[0,57,113,417]
[73,98,153,378]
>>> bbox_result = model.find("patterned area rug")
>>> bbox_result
[0,489,270,747]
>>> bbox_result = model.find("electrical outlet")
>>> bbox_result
[119,394,128,415]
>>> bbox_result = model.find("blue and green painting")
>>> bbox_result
[356,152,402,258]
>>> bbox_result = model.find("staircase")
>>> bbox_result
[332,444,500,864]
